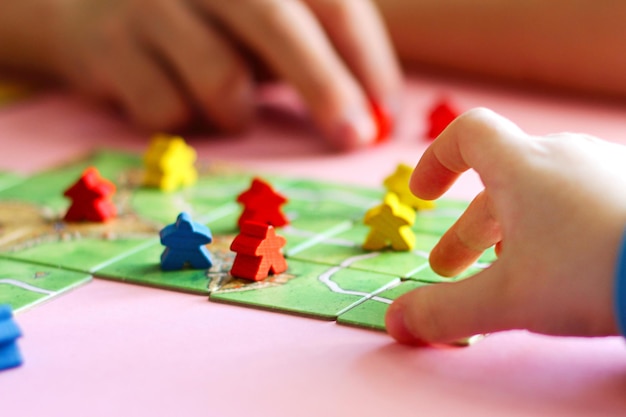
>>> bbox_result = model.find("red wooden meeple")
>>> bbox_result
[236,177,288,229]
[63,166,117,222]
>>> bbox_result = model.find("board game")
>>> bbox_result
[0,150,495,332]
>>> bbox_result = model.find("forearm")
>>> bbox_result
[0,0,63,76]
[374,0,626,98]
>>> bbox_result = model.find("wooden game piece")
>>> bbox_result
[237,178,289,229]
[160,212,213,271]
[426,98,459,140]
[383,163,435,211]
[143,134,197,192]
[370,101,392,144]
[0,305,23,371]
[230,221,287,281]
[363,193,416,251]
[1,148,497,337]
[63,166,117,222]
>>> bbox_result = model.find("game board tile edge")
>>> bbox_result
[93,273,210,296]
[13,275,93,314]
[208,296,338,321]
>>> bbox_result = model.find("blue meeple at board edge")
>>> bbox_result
[0,305,23,371]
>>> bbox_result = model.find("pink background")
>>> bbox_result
[2,73,626,416]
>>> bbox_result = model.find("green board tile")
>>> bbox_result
[2,235,157,274]
[95,236,233,295]
[0,171,25,191]
[210,259,400,320]
[0,257,91,312]
[0,149,496,337]
[337,280,429,331]
[0,151,141,213]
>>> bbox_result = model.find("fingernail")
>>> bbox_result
[451,334,485,347]
[385,302,428,346]
[329,105,377,151]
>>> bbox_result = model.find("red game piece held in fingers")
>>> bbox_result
[370,101,393,144]
[63,166,116,222]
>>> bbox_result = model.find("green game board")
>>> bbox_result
[0,151,495,331]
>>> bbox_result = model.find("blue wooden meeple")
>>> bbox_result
[159,212,213,271]
[0,305,23,371]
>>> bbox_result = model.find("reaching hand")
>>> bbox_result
[386,108,626,345]
[50,0,401,150]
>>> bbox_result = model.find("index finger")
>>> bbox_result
[303,0,402,109]
[202,0,381,149]
[411,108,528,200]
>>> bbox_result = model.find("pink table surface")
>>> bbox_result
[2,74,626,417]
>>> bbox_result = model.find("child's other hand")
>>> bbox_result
[386,108,626,345]
[51,0,401,150]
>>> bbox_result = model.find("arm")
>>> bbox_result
[374,0,626,98]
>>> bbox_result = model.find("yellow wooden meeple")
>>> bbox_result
[143,134,197,192]
[363,192,416,251]
[383,163,435,211]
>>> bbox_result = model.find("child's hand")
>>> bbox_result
[51,0,400,150]
[386,108,626,345]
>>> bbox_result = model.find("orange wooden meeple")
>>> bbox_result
[63,166,116,222]
[230,221,287,281]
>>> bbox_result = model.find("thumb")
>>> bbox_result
[385,264,514,345]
